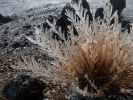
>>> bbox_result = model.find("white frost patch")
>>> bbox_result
[122,0,133,22]
[0,0,70,16]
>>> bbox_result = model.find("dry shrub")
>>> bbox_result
[35,8,133,97]
[1,2,133,99]
[59,21,133,97]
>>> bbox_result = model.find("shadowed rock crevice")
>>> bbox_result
[2,74,48,100]
[0,14,13,25]
[110,0,126,16]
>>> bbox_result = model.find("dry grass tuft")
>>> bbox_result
[59,21,133,97]
[1,3,133,99]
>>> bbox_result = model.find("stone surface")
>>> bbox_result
[2,74,47,100]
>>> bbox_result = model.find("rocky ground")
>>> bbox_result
[0,0,133,100]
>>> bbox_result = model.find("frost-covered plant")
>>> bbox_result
[46,1,133,98]
[62,24,133,95]
[12,0,133,99]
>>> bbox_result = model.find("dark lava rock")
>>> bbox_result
[55,3,80,40]
[95,7,104,20]
[51,32,65,43]
[110,0,126,16]
[42,22,51,32]
[0,14,13,25]
[121,19,132,33]
[11,37,32,49]
[108,0,131,33]
[81,0,93,21]
[2,74,47,100]
[71,0,93,22]
[22,24,32,30]
[56,14,72,40]
[71,0,79,4]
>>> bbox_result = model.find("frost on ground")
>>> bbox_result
[0,0,133,100]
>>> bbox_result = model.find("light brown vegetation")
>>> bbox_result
[59,22,133,96]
